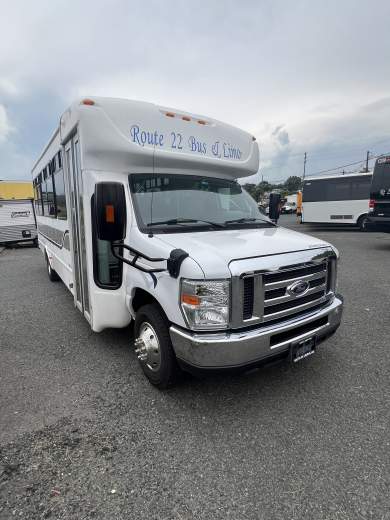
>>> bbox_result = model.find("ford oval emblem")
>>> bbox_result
[287,280,310,297]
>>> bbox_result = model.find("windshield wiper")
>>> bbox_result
[223,217,275,226]
[147,218,225,229]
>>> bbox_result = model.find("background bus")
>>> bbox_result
[301,172,372,230]
[368,156,390,230]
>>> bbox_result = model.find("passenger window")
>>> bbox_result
[91,195,123,289]
[54,169,67,220]
[45,173,56,217]
[34,183,44,216]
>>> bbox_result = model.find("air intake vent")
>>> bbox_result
[242,277,254,320]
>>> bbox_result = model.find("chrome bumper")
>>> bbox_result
[170,296,343,369]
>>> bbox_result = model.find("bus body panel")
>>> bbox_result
[302,199,369,224]
[302,172,372,225]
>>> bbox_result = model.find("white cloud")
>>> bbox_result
[0,105,11,142]
[1,0,390,180]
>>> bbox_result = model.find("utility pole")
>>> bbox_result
[303,152,307,179]
[365,151,370,172]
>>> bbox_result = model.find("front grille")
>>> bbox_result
[241,260,329,323]
[243,277,254,319]
[264,289,325,316]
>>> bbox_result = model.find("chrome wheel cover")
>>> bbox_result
[134,322,161,372]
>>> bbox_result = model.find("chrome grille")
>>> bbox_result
[240,260,330,325]
[262,260,328,322]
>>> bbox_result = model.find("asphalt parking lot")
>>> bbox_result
[0,215,389,520]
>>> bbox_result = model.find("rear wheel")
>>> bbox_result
[357,214,370,231]
[134,303,180,389]
[46,253,60,282]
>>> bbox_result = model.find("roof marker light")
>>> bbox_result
[81,98,95,106]
[182,116,191,122]
[197,120,206,125]
[165,112,175,117]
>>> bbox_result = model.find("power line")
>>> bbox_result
[308,150,390,176]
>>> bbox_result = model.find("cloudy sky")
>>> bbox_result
[1,0,390,182]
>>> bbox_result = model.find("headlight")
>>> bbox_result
[180,279,230,330]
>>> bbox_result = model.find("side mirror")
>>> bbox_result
[94,182,126,241]
[269,192,281,222]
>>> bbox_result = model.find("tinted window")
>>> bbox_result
[45,174,56,217]
[34,183,43,216]
[54,169,67,220]
[350,176,371,199]
[91,195,122,289]
[303,176,370,202]
[303,180,327,202]
[327,178,351,201]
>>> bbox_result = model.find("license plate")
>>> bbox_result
[291,337,316,363]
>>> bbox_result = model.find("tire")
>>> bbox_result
[357,214,370,232]
[134,303,180,389]
[33,238,38,248]
[46,252,60,282]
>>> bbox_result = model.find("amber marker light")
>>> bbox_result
[182,116,191,121]
[165,112,175,117]
[81,98,95,106]
[105,205,115,223]
[181,294,200,306]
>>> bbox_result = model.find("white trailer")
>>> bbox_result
[0,199,37,246]
[32,97,343,388]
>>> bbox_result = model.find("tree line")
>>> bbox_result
[242,176,302,202]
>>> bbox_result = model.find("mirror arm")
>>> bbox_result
[110,242,166,274]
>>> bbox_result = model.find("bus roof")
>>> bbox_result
[304,171,372,182]
[33,97,259,179]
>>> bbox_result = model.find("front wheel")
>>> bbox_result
[134,304,180,389]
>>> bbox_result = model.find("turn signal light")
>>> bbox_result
[181,294,200,306]
[105,205,115,223]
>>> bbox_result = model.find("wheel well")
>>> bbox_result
[131,288,166,317]
[357,213,368,224]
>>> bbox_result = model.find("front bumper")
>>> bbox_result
[170,296,343,369]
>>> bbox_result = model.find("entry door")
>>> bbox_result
[65,135,90,321]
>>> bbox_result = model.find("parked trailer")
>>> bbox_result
[0,199,37,246]
[32,97,343,388]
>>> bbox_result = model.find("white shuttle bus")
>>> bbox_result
[32,97,343,388]
[301,172,372,230]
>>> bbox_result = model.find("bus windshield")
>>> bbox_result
[371,158,390,200]
[129,174,272,233]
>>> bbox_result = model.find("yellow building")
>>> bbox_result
[0,180,34,200]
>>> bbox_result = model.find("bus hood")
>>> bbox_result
[156,226,332,278]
